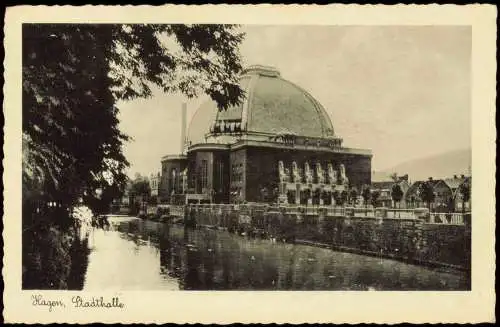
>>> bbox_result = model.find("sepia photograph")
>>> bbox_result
[21,23,473,292]
[3,4,496,324]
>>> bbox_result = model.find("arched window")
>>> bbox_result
[171,168,177,192]
[200,160,208,190]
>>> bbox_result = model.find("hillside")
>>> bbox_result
[375,148,471,182]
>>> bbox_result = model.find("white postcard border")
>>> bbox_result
[3,4,497,324]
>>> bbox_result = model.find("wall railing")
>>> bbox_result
[170,203,470,225]
[428,212,469,225]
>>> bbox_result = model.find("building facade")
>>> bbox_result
[161,65,372,204]
[434,175,470,212]
[371,174,410,208]
[159,155,187,203]
[150,172,161,203]
[405,175,471,212]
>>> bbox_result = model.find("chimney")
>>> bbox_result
[180,102,187,154]
[453,174,457,179]
[461,174,465,179]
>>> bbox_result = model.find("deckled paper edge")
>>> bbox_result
[3,4,497,324]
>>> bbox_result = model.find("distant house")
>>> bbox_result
[405,178,441,209]
[405,175,470,212]
[371,181,394,208]
[371,174,410,208]
[432,179,455,212]
[442,175,471,212]
[150,172,160,199]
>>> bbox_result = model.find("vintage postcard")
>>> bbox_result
[3,4,496,324]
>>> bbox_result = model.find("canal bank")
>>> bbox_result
[180,204,471,274]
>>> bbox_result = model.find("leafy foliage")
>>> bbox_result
[332,190,340,205]
[371,190,380,207]
[458,179,471,202]
[361,185,371,204]
[458,178,471,212]
[22,24,245,214]
[22,225,73,289]
[391,183,404,208]
[361,185,371,214]
[108,24,245,107]
[349,188,358,205]
[340,190,348,206]
[22,24,245,290]
[129,175,151,198]
[417,181,435,210]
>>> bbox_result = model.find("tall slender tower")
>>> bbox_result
[180,102,187,154]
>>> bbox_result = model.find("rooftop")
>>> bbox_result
[187,65,337,145]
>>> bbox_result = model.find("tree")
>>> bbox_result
[128,174,151,214]
[22,24,245,218]
[446,196,455,213]
[129,176,151,198]
[86,183,125,215]
[340,190,348,206]
[391,183,404,217]
[391,184,404,209]
[321,190,331,205]
[303,189,312,205]
[458,179,471,213]
[313,188,321,205]
[22,24,245,289]
[361,185,371,215]
[417,181,435,211]
[349,188,358,206]
[148,195,158,205]
[371,190,380,208]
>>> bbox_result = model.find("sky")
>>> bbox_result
[117,25,471,178]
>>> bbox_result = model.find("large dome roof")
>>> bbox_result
[187,65,335,145]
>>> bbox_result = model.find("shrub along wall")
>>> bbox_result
[295,215,470,270]
[185,205,470,270]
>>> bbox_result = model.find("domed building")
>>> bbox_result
[160,65,372,204]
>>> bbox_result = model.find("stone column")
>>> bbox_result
[282,183,288,204]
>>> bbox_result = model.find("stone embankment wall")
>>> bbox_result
[183,204,471,271]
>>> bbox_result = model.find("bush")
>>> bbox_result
[22,204,93,290]
[23,224,74,289]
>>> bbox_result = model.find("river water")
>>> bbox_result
[78,216,468,291]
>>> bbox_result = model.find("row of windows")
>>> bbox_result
[151,179,159,189]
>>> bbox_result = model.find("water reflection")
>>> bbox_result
[79,216,468,291]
